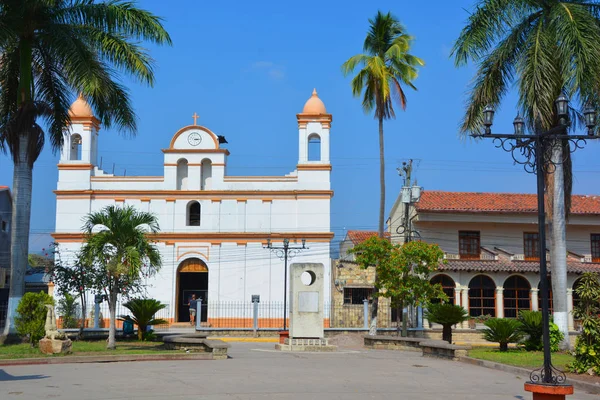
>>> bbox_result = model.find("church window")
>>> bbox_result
[187,201,201,226]
[201,159,212,190]
[70,134,82,160]
[176,159,188,190]
[1,220,6,232]
[308,133,321,161]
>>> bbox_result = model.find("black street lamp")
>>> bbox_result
[472,96,598,385]
[264,238,308,331]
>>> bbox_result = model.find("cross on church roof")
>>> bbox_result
[192,112,199,126]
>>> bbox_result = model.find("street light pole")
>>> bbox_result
[473,95,599,385]
[264,238,308,331]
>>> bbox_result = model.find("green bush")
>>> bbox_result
[517,310,563,352]
[118,298,167,341]
[482,318,524,351]
[424,303,469,343]
[517,310,543,351]
[57,293,80,329]
[15,292,55,345]
[567,273,600,374]
[549,322,564,353]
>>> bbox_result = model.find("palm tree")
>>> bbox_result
[119,298,167,341]
[81,205,162,349]
[452,0,600,349]
[424,303,469,343]
[0,0,171,336]
[342,10,424,335]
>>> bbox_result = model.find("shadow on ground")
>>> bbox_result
[0,369,48,381]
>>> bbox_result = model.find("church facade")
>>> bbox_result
[52,90,333,324]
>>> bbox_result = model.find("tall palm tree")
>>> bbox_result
[452,0,600,348]
[0,0,171,335]
[81,205,162,349]
[342,11,424,335]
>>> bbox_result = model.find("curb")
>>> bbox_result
[458,356,600,395]
[209,337,278,343]
[0,353,216,367]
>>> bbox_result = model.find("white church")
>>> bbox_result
[52,90,333,324]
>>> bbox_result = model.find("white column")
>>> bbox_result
[461,287,469,328]
[567,289,574,331]
[531,288,539,311]
[495,287,504,319]
[454,287,461,306]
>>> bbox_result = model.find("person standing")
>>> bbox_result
[188,294,198,326]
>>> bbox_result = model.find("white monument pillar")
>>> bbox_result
[461,287,469,329]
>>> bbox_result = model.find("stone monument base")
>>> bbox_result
[275,337,337,352]
[39,338,73,355]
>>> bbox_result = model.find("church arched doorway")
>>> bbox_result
[176,258,208,323]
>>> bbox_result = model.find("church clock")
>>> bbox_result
[188,132,202,146]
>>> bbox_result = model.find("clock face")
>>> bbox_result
[188,132,202,146]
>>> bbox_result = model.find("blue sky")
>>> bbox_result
[1,0,599,253]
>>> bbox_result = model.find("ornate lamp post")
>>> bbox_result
[264,238,308,331]
[472,95,598,386]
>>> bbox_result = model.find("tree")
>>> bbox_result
[49,245,93,338]
[0,0,172,336]
[425,303,469,344]
[119,298,167,341]
[568,273,600,374]
[81,205,162,349]
[349,236,446,336]
[482,318,524,352]
[14,291,54,345]
[57,293,80,330]
[451,0,600,348]
[342,13,423,334]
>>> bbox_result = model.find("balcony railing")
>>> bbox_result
[444,252,497,261]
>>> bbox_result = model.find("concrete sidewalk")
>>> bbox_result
[1,343,598,400]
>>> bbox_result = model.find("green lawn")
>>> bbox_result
[0,340,179,359]
[468,347,574,370]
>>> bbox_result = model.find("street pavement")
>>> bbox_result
[1,342,598,400]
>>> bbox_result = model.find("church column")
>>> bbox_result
[495,287,504,319]
[461,287,469,329]
[531,288,539,311]
[567,289,574,331]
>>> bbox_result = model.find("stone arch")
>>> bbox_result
[308,133,321,161]
[503,275,531,318]
[176,257,208,323]
[468,274,496,317]
[176,158,188,190]
[430,274,456,304]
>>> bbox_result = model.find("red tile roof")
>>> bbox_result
[416,191,600,215]
[346,230,390,245]
[439,259,600,274]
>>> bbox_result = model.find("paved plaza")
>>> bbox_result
[1,343,598,400]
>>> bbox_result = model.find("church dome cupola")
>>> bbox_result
[302,88,327,115]
[68,93,95,118]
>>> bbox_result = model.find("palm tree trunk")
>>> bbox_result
[3,136,33,336]
[378,116,386,238]
[549,142,569,349]
[369,116,386,336]
[107,288,117,349]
